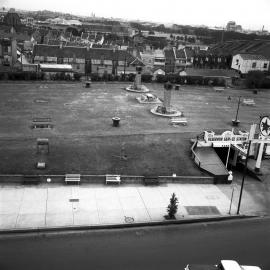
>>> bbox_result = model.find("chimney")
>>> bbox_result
[60,41,63,49]
[86,43,90,51]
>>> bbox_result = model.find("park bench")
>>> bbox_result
[65,174,81,184]
[105,174,121,185]
[23,175,40,185]
[214,87,225,92]
[171,117,187,126]
[143,175,159,186]
[242,99,255,106]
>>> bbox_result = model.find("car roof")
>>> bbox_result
[221,260,242,270]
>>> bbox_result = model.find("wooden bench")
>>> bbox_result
[214,87,225,92]
[242,99,255,106]
[105,174,121,185]
[23,175,40,185]
[65,174,81,184]
[171,117,187,126]
[143,176,159,186]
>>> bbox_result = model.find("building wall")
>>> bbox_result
[232,54,270,74]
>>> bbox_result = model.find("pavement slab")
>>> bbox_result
[0,181,265,231]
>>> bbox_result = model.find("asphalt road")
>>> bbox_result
[0,218,269,270]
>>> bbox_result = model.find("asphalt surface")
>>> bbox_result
[0,217,269,270]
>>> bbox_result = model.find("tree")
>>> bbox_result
[167,193,179,219]
[245,70,265,89]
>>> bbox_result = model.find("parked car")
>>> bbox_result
[184,260,262,270]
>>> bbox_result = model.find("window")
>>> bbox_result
[252,62,256,68]
[264,63,268,69]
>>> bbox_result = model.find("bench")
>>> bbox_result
[105,174,121,184]
[143,176,159,186]
[23,175,40,185]
[242,99,255,106]
[214,87,225,92]
[65,174,81,184]
[171,117,187,126]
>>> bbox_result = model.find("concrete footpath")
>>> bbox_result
[0,177,268,231]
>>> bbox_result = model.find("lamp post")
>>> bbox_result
[232,96,241,126]
[236,139,251,215]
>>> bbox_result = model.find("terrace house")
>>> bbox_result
[32,44,143,76]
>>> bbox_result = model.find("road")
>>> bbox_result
[0,218,269,270]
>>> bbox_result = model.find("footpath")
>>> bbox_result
[0,171,269,232]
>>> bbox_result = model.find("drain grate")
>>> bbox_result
[31,123,53,129]
[33,117,52,122]
[185,206,220,215]
[69,198,79,202]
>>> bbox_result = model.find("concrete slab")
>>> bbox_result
[73,210,100,226]
[0,201,21,214]
[123,208,151,223]
[119,196,145,210]
[98,209,125,225]
[23,187,47,201]
[47,187,72,201]
[46,201,73,214]
[147,207,167,221]
[0,214,17,229]
[96,197,122,211]
[19,200,46,214]
[0,188,24,202]
[45,213,73,227]
[75,199,97,211]
[16,213,45,228]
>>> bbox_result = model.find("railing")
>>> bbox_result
[191,140,201,168]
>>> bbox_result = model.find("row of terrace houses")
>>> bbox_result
[32,44,144,76]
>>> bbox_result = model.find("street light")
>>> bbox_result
[232,96,241,126]
[236,140,252,215]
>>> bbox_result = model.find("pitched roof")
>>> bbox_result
[238,54,270,61]
[33,44,143,65]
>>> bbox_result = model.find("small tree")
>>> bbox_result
[167,193,178,219]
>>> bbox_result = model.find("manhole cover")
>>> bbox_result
[124,216,134,223]
[69,199,79,202]
[185,206,220,215]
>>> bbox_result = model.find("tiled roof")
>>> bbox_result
[33,44,143,65]
[238,54,270,61]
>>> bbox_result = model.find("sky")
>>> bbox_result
[2,0,270,31]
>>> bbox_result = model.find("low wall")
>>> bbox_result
[0,174,214,185]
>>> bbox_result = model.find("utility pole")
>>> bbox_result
[236,140,252,215]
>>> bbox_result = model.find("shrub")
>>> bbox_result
[141,74,153,83]
[73,73,82,81]
[167,193,179,219]
[245,70,265,89]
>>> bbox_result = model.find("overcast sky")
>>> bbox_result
[2,0,270,31]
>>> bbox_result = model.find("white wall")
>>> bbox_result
[232,54,270,74]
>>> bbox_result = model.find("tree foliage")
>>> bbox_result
[167,193,179,219]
